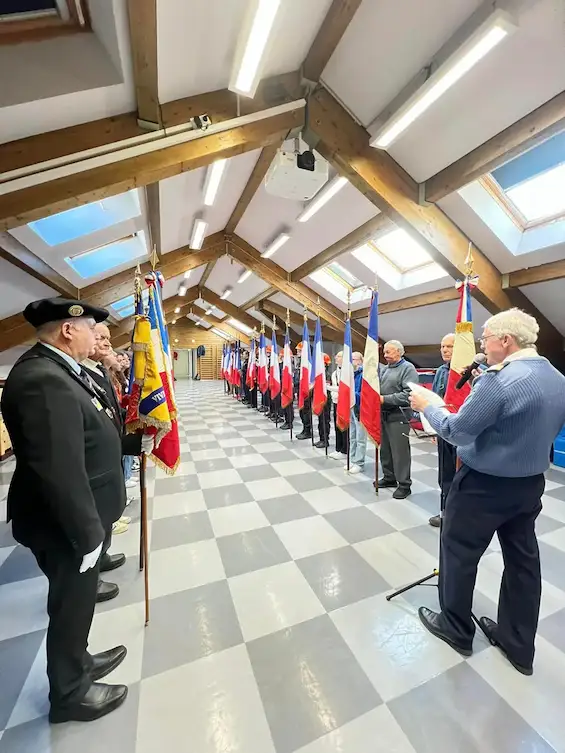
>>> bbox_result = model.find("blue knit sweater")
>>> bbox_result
[424,356,565,477]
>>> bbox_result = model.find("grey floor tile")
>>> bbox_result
[538,541,565,591]
[536,515,565,536]
[247,614,382,753]
[288,473,336,493]
[150,511,213,550]
[388,662,556,753]
[0,629,45,729]
[298,546,390,611]
[202,483,253,509]
[193,457,234,474]
[142,580,243,678]
[154,475,200,495]
[217,527,291,577]
[324,507,396,543]
[0,683,140,753]
[0,546,41,586]
[407,489,441,517]
[410,468,440,488]
[185,440,221,451]
[402,524,442,559]
[95,556,145,614]
[260,450,300,464]
[345,482,385,504]
[544,484,565,503]
[408,453,439,469]
[0,523,16,549]
[237,464,282,482]
[259,494,318,525]
[538,607,565,653]
[223,444,261,458]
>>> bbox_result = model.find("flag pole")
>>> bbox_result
[346,292,351,473]
[374,280,379,497]
[273,315,279,430]
[288,309,294,442]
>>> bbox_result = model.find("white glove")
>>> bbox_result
[79,542,103,573]
[141,434,154,454]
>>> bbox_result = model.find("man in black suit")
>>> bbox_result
[1,298,129,724]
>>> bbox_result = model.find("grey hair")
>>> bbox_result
[36,318,75,339]
[352,351,364,361]
[384,339,405,356]
[484,308,539,348]
[441,333,455,343]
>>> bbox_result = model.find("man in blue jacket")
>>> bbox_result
[348,352,367,473]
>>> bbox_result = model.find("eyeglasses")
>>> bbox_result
[479,334,500,346]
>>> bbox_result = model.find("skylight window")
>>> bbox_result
[309,267,369,305]
[227,318,253,335]
[505,163,565,224]
[111,289,148,319]
[374,229,432,271]
[29,191,141,246]
[327,262,364,289]
[65,232,147,280]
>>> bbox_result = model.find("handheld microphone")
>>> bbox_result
[455,353,486,389]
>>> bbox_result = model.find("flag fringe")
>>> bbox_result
[149,452,180,476]
[455,321,473,333]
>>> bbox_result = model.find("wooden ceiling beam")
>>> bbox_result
[241,286,277,311]
[199,287,264,334]
[0,71,303,178]
[290,213,393,282]
[0,234,78,298]
[198,259,217,290]
[303,0,362,82]
[307,86,563,355]
[225,141,283,233]
[503,261,565,289]
[258,299,341,342]
[188,304,250,344]
[127,0,160,127]
[0,106,303,231]
[425,91,565,203]
[145,183,162,259]
[363,287,461,317]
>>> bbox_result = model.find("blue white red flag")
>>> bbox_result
[336,318,355,431]
[281,326,293,408]
[269,328,281,399]
[312,317,327,416]
[360,291,381,446]
[298,318,311,410]
[258,332,268,394]
[233,343,241,388]
[444,267,478,412]
[246,339,256,388]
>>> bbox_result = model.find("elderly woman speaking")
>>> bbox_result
[410,308,565,676]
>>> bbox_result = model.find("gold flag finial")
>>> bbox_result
[464,242,474,277]
[272,314,277,331]
[303,307,308,322]
[150,245,158,271]
[286,308,291,327]
[346,289,351,321]
[316,296,321,317]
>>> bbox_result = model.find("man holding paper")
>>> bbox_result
[409,308,565,676]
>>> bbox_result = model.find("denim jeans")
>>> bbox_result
[349,409,367,467]
[122,455,134,482]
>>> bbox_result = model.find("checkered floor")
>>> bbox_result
[2,380,565,752]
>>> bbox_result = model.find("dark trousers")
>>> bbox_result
[250,386,258,408]
[32,544,99,707]
[438,437,457,506]
[317,401,331,445]
[299,395,312,433]
[440,466,544,666]
[380,416,412,490]
[283,402,294,427]
[333,405,348,454]
[269,393,282,419]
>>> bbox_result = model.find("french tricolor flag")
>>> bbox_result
[246,339,256,388]
[258,332,268,394]
[298,319,311,410]
[269,328,281,399]
[312,316,327,416]
[281,326,293,408]
[360,291,381,446]
[337,318,355,430]
[233,343,241,388]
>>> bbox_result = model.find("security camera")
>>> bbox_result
[296,149,315,172]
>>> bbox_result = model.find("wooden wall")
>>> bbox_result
[169,323,228,380]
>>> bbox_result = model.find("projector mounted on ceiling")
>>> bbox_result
[264,139,329,201]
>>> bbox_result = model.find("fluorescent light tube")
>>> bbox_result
[174,307,180,314]
[212,328,230,340]
[221,287,232,300]
[178,284,187,296]
[238,269,252,284]
[371,9,516,149]
[203,159,227,206]
[228,318,253,335]
[172,319,177,324]
[262,232,290,259]
[297,176,348,223]
[183,270,191,280]
[190,218,208,250]
[230,0,281,97]
[205,307,214,315]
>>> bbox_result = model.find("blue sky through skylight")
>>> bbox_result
[29,191,140,246]
[65,233,147,280]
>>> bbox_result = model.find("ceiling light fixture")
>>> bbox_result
[178,284,187,296]
[203,159,228,206]
[184,270,191,280]
[212,328,230,340]
[220,287,232,300]
[238,269,252,284]
[297,176,348,223]
[190,218,208,250]
[230,0,281,97]
[205,307,214,315]
[261,232,290,259]
[174,307,180,314]
[370,9,516,149]
[172,319,177,324]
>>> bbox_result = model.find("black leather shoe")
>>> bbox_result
[393,487,411,499]
[429,514,441,528]
[314,440,328,449]
[49,682,128,724]
[279,423,290,430]
[296,431,312,440]
[418,607,472,657]
[478,617,533,675]
[91,646,127,681]
[99,553,126,573]
[378,477,397,488]
[96,580,119,603]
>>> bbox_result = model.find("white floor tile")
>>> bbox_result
[274,517,348,559]
[209,502,271,537]
[302,487,361,514]
[150,540,225,598]
[199,469,242,489]
[246,477,296,501]
[229,454,269,469]
[354,533,438,589]
[151,490,206,519]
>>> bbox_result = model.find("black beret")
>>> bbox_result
[23,298,109,328]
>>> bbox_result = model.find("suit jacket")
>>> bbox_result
[83,361,142,457]
[1,344,126,556]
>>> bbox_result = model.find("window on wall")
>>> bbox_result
[0,1,90,44]
[482,130,565,229]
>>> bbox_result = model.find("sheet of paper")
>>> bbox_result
[407,382,445,436]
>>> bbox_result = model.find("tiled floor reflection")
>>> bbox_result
[1,380,565,752]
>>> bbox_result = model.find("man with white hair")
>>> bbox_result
[410,308,565,675]
[378,340,418,498]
